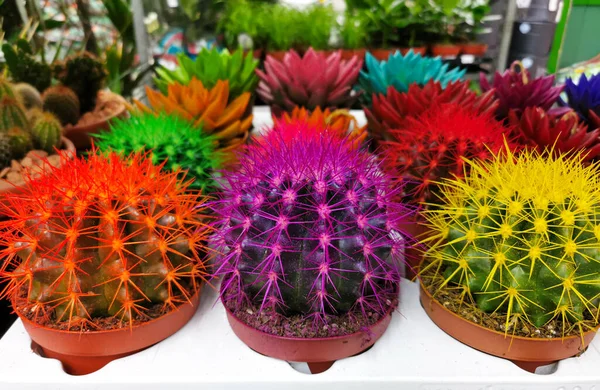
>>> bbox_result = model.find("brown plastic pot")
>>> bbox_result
[461,43,488,56]
[267,50,288,62]
[368,49,398,61]
[431,44,461,58]
[399,47,427,56]
[224,297,394,374]
[63,102,128,150]
[17,289,200,375]
[420,283,598,372]
[341,48,366,61]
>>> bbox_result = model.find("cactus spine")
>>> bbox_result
[42,86,81,125]
[31,112,63,153]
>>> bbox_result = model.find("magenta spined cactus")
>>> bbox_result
[212,123,410,335]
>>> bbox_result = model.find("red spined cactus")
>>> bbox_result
[509,107,600,161]
[0,151,210,330]
[365,80,497,143]
[383,103,514,207]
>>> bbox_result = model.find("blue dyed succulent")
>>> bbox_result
[358,50,466,105]
[560,73,600,128]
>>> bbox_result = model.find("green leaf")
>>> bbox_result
[16,39,32,55]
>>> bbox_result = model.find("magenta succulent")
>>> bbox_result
[480,61,564,120]
[256,48,363,115]
[211,122,409,332]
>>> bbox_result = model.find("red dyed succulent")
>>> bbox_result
[383,103,514,207]
[365,80,498,143]
[509,107,600,161]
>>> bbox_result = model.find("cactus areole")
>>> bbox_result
[0,152,210,373]
[420,148,600,365]
[212,123,409,347]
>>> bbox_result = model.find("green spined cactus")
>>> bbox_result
[2,42,52,92]
[31,112,62,153]
[14,83,42,110]
[42,86,81,125]
[0,78,15,99]
[0,134,14,168]
[422,148,600,335]
[6,127,33,159]
[94,113,222,193]
[54,52,107,113]
[0,97,29,132]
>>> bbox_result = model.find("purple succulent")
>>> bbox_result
[480,61,564,120]
[211,122,410,325]
[559,73,600,128]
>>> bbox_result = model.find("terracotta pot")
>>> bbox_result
[420,283,598,372]
[368,48,398,62]
[0,137,76,213]
[224,296,394,374]
[18,289,200,375]
[267,50,288,62]
[461,42,488,56]
[431,44,461,58]
[399,47,427,56]
[341,48,367,62]
[63,102,128,150]
[397,214,429,279]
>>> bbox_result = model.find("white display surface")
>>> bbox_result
[0,108,599,389]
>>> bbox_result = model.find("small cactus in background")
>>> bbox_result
[0,97,29,132]
[0,78,15,99]
[382,103,513,207]
[95,113,223,192]
[421,148,600,334]
[273,106,367,148]
[42,85,81,126]
[0,152,211,330]
[509,107,600,161]
[480,61,564,120]
[155,47,259,102]
[6,127,33,159]
[30,112,63,153]
[2,42,52,92]
[0,134,13,167]
[365,80,498,143]
[359,51,466,106]
[13,83,42,110]
[136,79,252,153]
[559,73,600,128]
[256,49,363,115]
[212,124,408,330]
[54,52,107,113]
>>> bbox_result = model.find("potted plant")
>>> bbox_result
[559,73,600,128]
[339,12,368,61]
[429,0,462,57]
[420,147,600,372]
[218,0,267,58]
[135,79,253,156]
[301,4,336,54]
[0,151,211,375]
[94,112,224,192]
[359,0,410,61]
[264,5,299,61]
[256,48,363,116]
[480,61,564,120]
[211,123,410,373]
[459,2,490,56]
[358,50,466,106]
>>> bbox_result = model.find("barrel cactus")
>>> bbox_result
[359,50,466,105]
[0,152,211,329]
[212,124,408,333]
[0,78,15,99]
[13,83,42,110]
[54,52,107,113]
[95,112,223,192]
[0,134,14,167]
[0,96,29,131]
[30,112,63,153]
[42,85,81,125]
[559,73,600,128]
[421,148,600,334]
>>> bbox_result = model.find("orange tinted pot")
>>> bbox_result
[341,48,367,61]
[419,283,597,372]
[223,290,394,374]
[267,51,288,62]
[17,289,200,375]
[63,101,128,150]
[431,44,461,58]
[399,47,427,56]
[368,49,397,61]
[461,43,488,56]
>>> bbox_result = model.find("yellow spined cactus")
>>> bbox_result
[421,147,600,337]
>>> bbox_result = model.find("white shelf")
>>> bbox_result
[1,107,599,389]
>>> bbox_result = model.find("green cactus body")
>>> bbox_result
[0,97,29,133]
[0,134,14,167]
[0,78,15,99]
[31,113,62,153]
[54,53,107,113]
[14,83,43,110]
[7,127,33,158]
[422,149,600,334]
[42,86,81,125]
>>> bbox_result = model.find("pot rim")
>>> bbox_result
[13,286,201,336]
[220,286,395,342]
[419,279,597,343]
[65,101,127,132]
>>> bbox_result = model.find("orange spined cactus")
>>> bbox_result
[135,78,253,152]
[0,151,211,330]
[273,106,367,147]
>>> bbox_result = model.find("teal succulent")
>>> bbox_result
[359,50,466,105]
[94,113,223,192]
[154,47,259,102]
